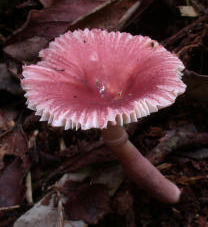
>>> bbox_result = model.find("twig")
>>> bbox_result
[190,0,208,14]
[115,1,142,31]
[0,205,20,211]
[177,44,201,57]
[184,69,208,79]
[162,15,208,47]
[146,125,208,165]
[0,127,15,139]
[25,171,33,205]
[177,175,208,185]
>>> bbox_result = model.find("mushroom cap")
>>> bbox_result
[21,29,186,130]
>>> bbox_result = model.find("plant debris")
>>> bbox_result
[0,0,208,226]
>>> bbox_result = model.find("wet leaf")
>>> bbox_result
[183,70,208,102]
[63,181,111,225]
[3,37,49,64]
[0,126,30,170]
[0,158,25,207]
[42,144,116,189]
[3,0,109,76]
[0,64,23,96]
[112,188,135,227]
[69,0,142,31]
[10,0,108,41]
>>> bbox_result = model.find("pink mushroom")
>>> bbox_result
[21,29,186,203]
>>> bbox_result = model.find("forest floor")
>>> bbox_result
[0,0,208,226]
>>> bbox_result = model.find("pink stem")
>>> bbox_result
[102,125,181,203]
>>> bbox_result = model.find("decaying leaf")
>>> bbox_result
[63,181,111,225]
[0,113,9,134]
[3,0,110,77]
[13,191,87,227]
[3,0,109,65]
[42,143,117,189]
[112,188,135,227]
[1,0,208,226]
[3,37,49,64]
[69,0,143,31]
[0,158,26,207]
[8,0,108,43]
[3,0,155,67]
[0,125,30,170]
[183,70,208,102]
[60,164,125,224]
[0,64,23,96]
[14,164,125,226]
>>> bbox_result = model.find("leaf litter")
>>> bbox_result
[0,0,208,226]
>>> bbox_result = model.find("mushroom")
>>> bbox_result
[21,29,186,203]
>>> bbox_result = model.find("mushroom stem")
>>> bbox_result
[102,125,181,204]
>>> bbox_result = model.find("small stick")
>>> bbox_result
[25,171,33,205]
[0,205,20,211]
